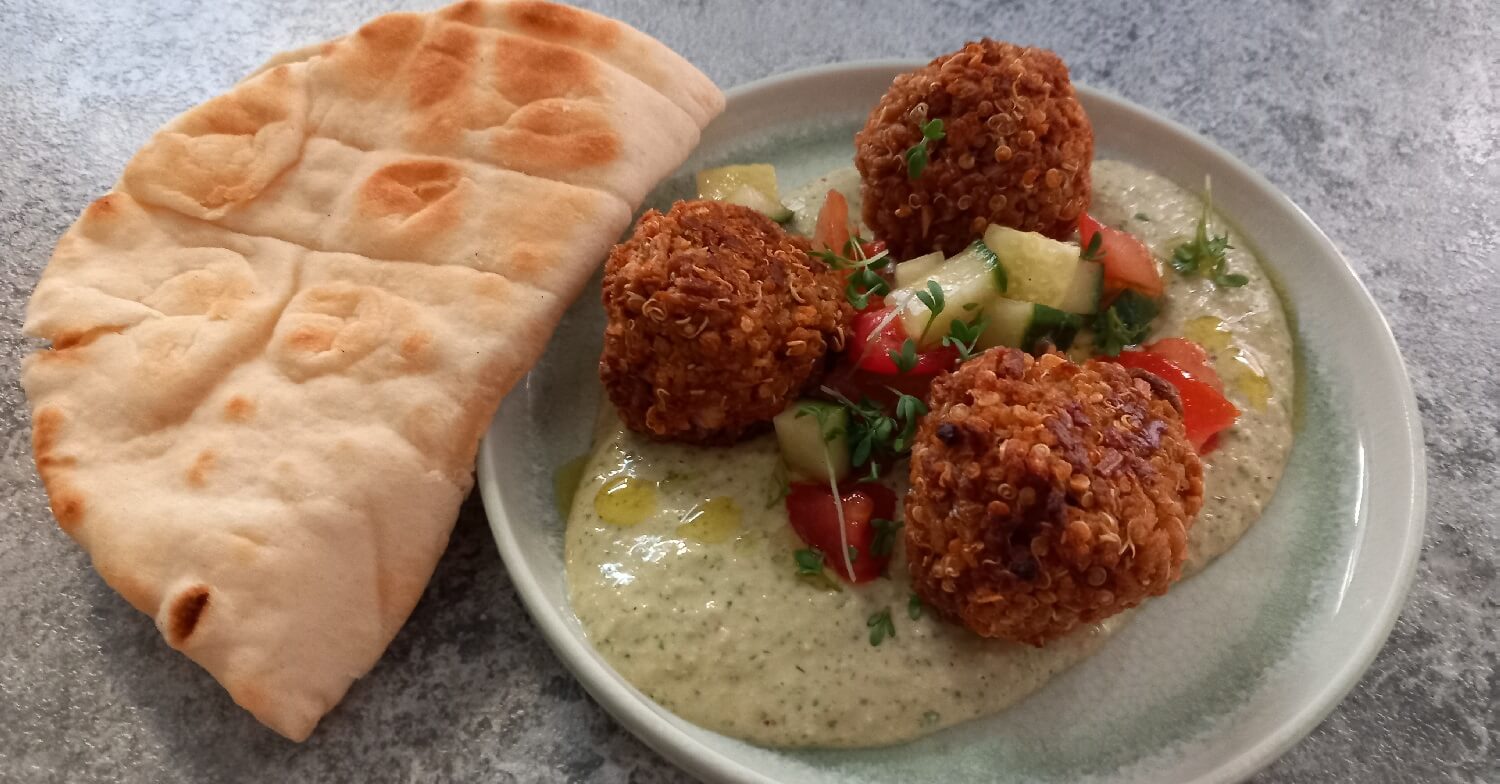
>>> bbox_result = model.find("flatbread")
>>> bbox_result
[22,0,722,741]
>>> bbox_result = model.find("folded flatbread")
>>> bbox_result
[22,0,722,741]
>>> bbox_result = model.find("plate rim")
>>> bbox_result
[477,58,1427,784]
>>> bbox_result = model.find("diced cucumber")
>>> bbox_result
[1056,260,1104,315]
[978,298,1033,350]
[978,299,1084,353]
[894,240,1006,347]
[773,400,850,483]
[696,164,794,222]
[983,225,1083,308]
[894,252,945,289]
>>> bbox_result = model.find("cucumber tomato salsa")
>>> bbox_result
[568,40,1293,748]
[564,160,1294,747]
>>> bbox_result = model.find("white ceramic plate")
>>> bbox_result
[477,61,1425,783]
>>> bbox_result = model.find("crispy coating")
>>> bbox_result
[854,39,1094,258]
[905,349,1203,646]
[600,200,852,445]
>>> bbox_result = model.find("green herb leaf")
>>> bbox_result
[904,144,930,180]
[871,518,903,558]
[1134,212,1151,222]
[823,389,924,480]
[867,608,896,646]
[1169,191,1246,288]
[889,338,919,374]
[914,280,945,339]
[794,547,824,576]
[903,119,947,180]
[1080,231,1104,262]
[847,545,859,563]
[891,392,928,452]
[941,313,988,362]
[908,593,924,620]
[1092,289,1159,356]
[845,263,892,310]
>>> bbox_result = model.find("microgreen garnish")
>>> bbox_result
[941,313,988,362]
[891,392,928,453]
[871,518,903,558]
[821,387,928,479]
[1134,212,1152,222]
[794,548,825,576]
[867,608,896,646]
[1170,186,1247,288]
[907,593,924,620]
[847,545,860,563]
[889,338,919,374]
[812,235,894,310]
[1080,231,1104,262]
[903,119,946,180]
[914,280,945,339]
[1092,289,1159,356]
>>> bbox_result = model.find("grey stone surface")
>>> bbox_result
[0,0,1494,781]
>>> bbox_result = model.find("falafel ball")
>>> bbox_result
[854,40,1094,259]
[600,200,852,445]
[905,348,1204,646]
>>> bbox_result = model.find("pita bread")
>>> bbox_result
[22,0,723,741]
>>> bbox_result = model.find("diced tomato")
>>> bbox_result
[786,481,898,583]
[860,239,887,259]
[1113,349,1239,452]
[813,190,851,253]
[848,308,958,376]
[1079,213,1163,300]
[1142,337,1225,393]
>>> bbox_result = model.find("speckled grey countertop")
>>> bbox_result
[0,0,1495,781]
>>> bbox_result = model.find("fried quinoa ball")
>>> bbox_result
[600,200,852,445]
[905,349,1204,646]
[854,39,1094,259]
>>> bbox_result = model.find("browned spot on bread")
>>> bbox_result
[360,159,463,218]
[52,325,124,351]
[192,68,295,137]
[497,101,619,170]
[165,585,211,647]
[439,0,484,26]
[358,12,426,49]
[504,0,620,48]
[50,489,85,532]
[492,34,600,106]
[409,22,479,108]
[224,395,255,422]
[284,325,337,354]
[186,451,216,488]
[84,195,119,220]
[400,331,431,361]
[33,407,86,531]
[32,406,63,462]
[339,13,426,90]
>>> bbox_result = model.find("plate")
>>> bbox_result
[476,60,1425,783]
